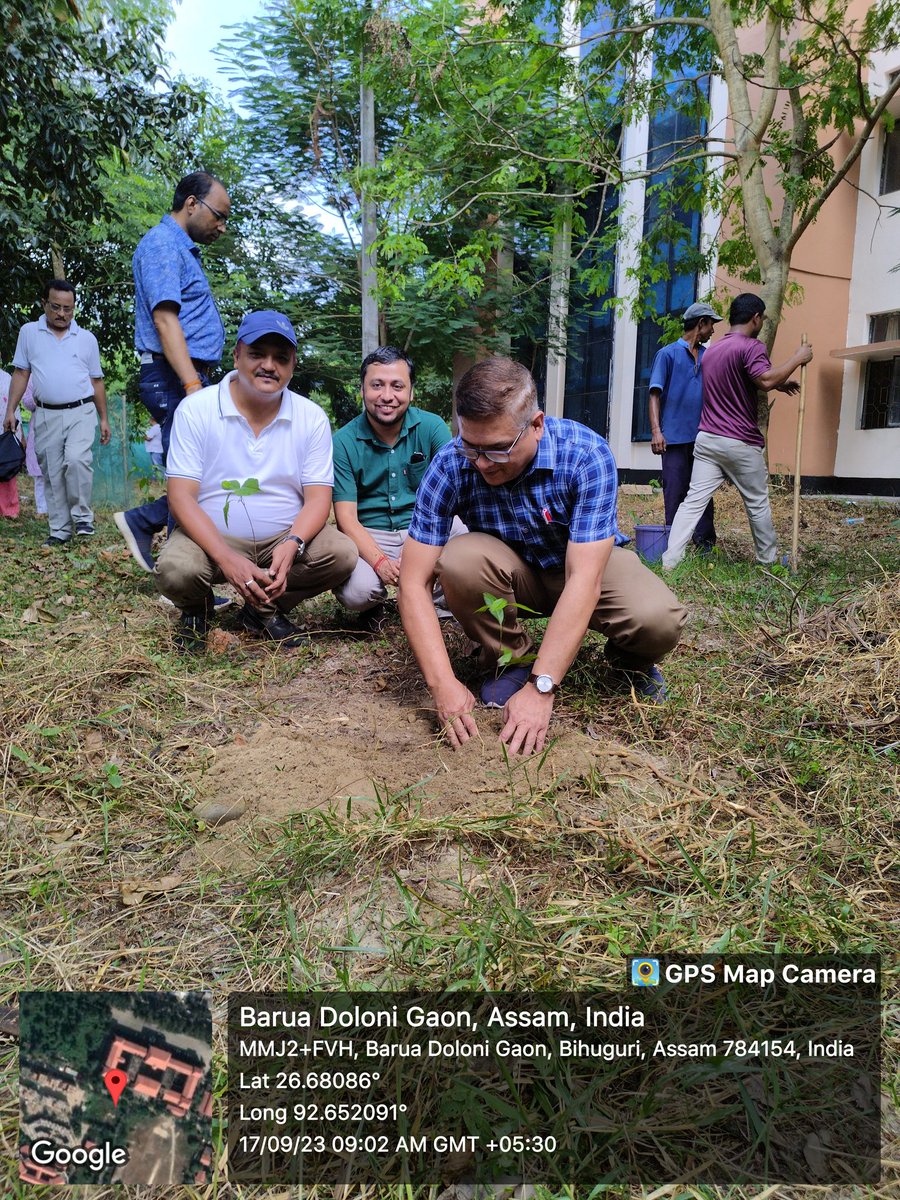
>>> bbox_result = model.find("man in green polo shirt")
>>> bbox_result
[333,346,464,623]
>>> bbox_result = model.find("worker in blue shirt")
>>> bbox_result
[648,302,722,552]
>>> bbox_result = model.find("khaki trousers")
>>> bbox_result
[435,533,686,670]
[156,525,358,616]
[33,403,97,538]
[662,431,778,568]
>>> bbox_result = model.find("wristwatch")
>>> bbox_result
[279,534,306,560]
[529,672,558,695]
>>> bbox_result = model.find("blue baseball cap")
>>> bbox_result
[236,310,298,347]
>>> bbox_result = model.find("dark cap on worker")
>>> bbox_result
[683,302,723,323]
[236,310,298,347]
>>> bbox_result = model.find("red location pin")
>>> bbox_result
[103,1070,128,1107]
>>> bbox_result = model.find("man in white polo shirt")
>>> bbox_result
[3,279,110,545]
[156,310,357,652]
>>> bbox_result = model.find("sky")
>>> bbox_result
[162,0,343,235]
[163,0,262,100]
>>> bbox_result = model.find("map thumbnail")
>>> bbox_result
[19,991,213,1186]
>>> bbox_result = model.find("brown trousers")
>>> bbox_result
[435,533,686,670]
[156,525,357,616]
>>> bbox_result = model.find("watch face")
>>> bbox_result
[536,674,553,694]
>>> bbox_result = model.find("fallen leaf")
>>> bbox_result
[21,601,57,624]
[45,827,78,844]
[57,594,76,608]
[119,875,185,907]
[84,730,104,764]
[803,1131,831,1177]
[372,676,388,693]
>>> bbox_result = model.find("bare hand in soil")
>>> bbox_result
[433,679,478,747]
[501,685,553,756]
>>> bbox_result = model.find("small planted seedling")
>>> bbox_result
[222,477,261,528]
[476,591,539,673]
[222,478,263,557]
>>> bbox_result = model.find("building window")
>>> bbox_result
[881,121,900,195]
[565,184,618,435]
[630,2,710,441]
[861,311,900,429]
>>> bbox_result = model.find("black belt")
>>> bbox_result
[143,351,214,370]
[35,397,93,410]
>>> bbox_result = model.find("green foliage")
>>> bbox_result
[222,476,261,527]
[476,592,539,670]
[221,0,900,362]
[0,0,203,355]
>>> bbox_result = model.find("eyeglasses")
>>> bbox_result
[456,422,531,464]
[195,197,228,225]
[45,301,74,314]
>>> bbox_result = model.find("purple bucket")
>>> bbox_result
[634,524,671,563]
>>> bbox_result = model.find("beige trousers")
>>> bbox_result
[32,403,97,538]
[435,533,686,670]
[156,525,358,616]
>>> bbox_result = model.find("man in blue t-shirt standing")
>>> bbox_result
[647,301,722,552]
[114,171,229,571]
[399,356,686,756]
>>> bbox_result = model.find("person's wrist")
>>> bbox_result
[183,378,202,394]
[373,554,389,572]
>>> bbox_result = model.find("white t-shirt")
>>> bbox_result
[166,372,334,540]
[144,422,163,454]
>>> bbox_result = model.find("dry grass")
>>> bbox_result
[1,488,898,1198]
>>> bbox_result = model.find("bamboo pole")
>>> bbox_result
[790,333,809,573]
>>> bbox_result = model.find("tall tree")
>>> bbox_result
[223,0,900,365]
[0,0,200,353]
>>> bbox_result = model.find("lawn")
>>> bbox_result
[1,482,897,1198]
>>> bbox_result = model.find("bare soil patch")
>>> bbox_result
[186,691,674,873]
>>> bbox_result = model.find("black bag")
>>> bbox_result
[0,428,25,482]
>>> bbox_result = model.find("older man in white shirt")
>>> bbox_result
[156,310,357,652]
[3,279,109,545]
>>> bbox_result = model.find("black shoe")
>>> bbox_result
[75,521,95,536]
[237,606,307,649]
[174,608,208,654]
[42,535,70,547]
[355,603,386,633]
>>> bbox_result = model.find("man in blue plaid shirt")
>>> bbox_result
[399,356,686,755]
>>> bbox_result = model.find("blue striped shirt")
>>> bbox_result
[132,215,225,363]
[408,416,625,570]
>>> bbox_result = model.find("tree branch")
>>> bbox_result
[786,70,900,254]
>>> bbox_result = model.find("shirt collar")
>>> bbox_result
[37,314,78,338]
[161,213,201,255]
[528,415,556,474]
[217,371,292,422]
